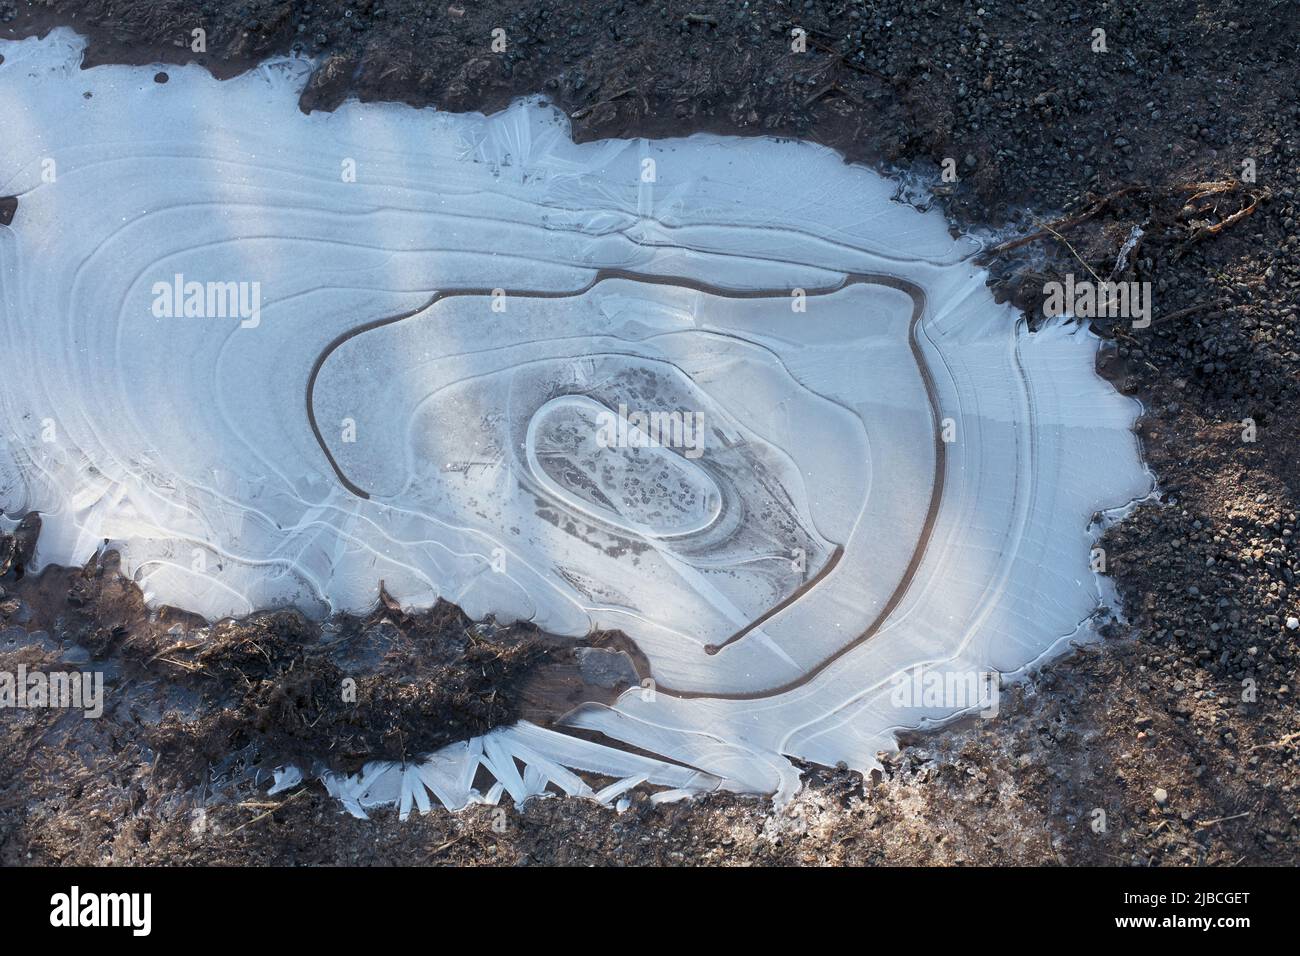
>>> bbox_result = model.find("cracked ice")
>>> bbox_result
[0,31,1150,813]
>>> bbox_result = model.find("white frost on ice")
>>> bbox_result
[0,31,1151,811]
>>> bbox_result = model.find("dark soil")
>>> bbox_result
[1,0,1297,866]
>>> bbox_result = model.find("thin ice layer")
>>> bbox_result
[0,32,1150,805]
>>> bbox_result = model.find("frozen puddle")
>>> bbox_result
[0,32,1150,814]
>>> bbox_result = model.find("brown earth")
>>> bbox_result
[1,0,1297,865]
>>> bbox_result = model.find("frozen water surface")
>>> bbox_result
[0,32,1151,812]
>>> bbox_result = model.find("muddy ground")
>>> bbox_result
[1,0,1297,866]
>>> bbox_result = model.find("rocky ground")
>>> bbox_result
[1,0,1297,865]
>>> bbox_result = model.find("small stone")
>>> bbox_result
[1153,787,1169,806]
[1286,616,1299,630]
[575,647,639,689]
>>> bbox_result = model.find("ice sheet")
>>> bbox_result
[0,32,1151,808]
